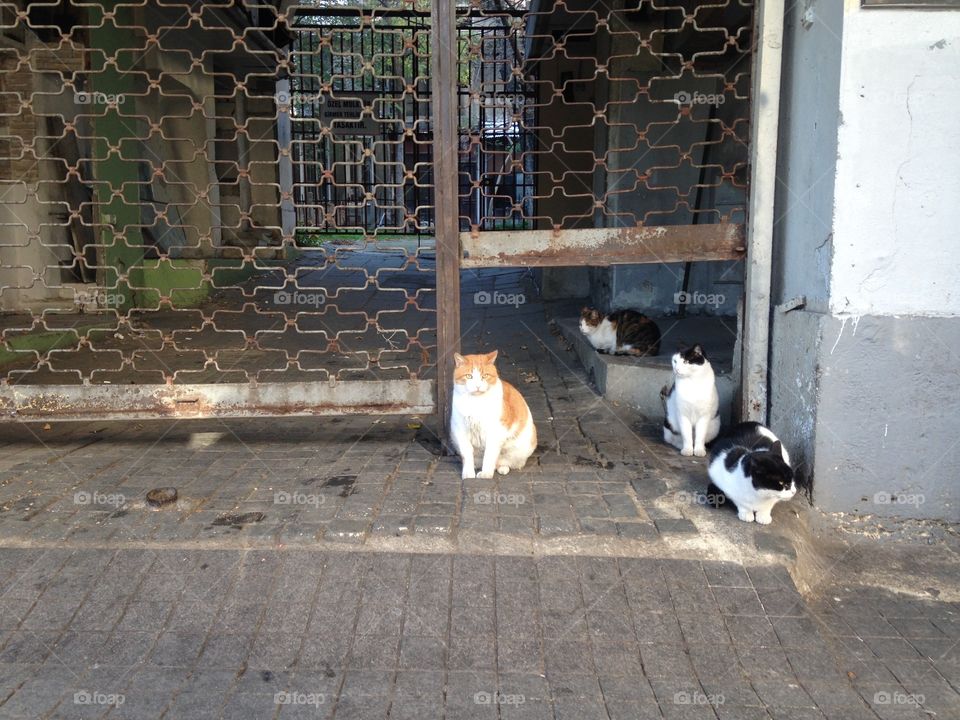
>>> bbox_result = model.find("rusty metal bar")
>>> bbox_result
[0,380,434,422]
[461,224,746,268]
[431,0,461,443]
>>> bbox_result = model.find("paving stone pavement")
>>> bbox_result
[0,270,753,551]
[1,269,958,718]
[2,548,956,720]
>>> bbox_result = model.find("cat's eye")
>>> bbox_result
[482,374,493,380]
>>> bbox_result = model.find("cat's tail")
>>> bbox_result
[659,384,671,417]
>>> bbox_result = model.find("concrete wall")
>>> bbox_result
[604,261,741,316]
[771,1,960,520]
[814,315,960,520]
[0,35,86,311]
[768,0,844,490]
[831,8,960,318]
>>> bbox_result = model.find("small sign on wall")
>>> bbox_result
[319,96,380,136]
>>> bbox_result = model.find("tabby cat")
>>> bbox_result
[579,307,661,356]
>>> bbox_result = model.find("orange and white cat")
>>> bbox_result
[451,351,537,479]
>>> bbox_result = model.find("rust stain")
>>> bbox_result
[463,224,746,268]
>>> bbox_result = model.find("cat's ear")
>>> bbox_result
[691,344,704,355]
[771,440,783,458]
[454,353,466,367]
[484,350,499,364]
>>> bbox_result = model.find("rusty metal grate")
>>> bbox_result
[457,0,754,267]
[0,0,756,422]
[290,11,436,238]
[0,1,438,419]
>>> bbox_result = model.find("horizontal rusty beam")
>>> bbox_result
[460,224,746,268]
[0,380,435,422]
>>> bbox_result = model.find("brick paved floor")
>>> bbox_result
[810,584,960,720]
[0,546,956,720]
[5,548,952,720]
[0,269,758,551]
[1,269,958,718]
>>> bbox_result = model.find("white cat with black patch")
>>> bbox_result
[661,344,720,456]
[706,421,796,524]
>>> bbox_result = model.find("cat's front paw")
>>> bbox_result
[496,465,510,475]
[476,469,495,479]
[755,513,773,525]
[680,447,694,457]
[462,467,476,479]
[693,446,707,457]
[737,509,755,522]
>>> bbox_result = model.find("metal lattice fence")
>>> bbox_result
[457,0,753,267]
[0,1,438,419]
[0,0,755,422]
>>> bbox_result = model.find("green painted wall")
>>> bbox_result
[88,1,145,313]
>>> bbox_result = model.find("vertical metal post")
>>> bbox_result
[741,0,784,423]
[276,63,297,241]
[431,0,461,442]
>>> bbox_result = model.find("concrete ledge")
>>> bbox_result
[0,379,435,421]
[555,316,737,422]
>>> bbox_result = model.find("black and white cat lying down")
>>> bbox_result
[706,422,796,524]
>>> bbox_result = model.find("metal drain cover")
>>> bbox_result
[146,487,178,508]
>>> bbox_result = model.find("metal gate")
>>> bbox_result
[455,0,752,267]
[0,0,756,424]
[0,0,440,420]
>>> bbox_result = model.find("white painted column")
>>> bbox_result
[276,75,296,239]
[741,0,785,422]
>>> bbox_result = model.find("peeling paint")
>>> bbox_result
[829,316,847,355]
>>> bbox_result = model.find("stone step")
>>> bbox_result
[554,316,738,423]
